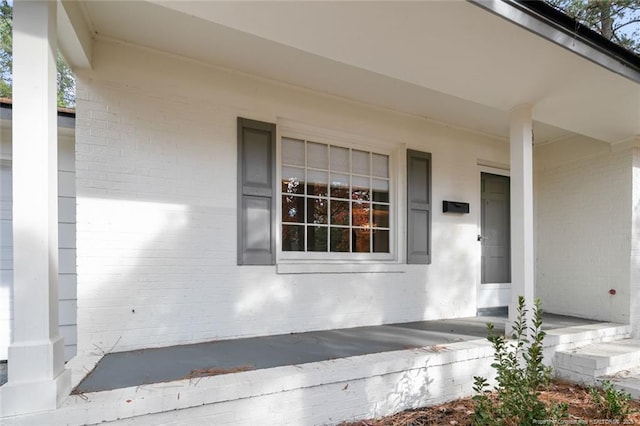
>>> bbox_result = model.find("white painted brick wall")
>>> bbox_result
[535,137,632,324]
[74,40,511,355]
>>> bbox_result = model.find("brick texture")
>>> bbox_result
[535,137,632,323]
[74,40,511,354]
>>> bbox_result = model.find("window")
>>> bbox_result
[280,138,390,255]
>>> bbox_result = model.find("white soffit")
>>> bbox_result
[82,1,639,143]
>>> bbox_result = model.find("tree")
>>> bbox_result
[57,54,75,108]
[0,0,76,108]
[0,0,11,99]
[546,0,640,54]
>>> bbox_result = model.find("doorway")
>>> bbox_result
[478,171,511,312]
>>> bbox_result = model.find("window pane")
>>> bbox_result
[352,176,370,202]
[307,197,328,224]
[330,146,349,172]
[352,150,370,175]
[372,153,389,178]
[280,137,392,257]
[307,226,328,252]
[330,227,349,252]
[373,229,389,253]
[282,195,305,223]
[352,201,370,228]
[282,166,305,194]
[330,200,349,225]
[307,142,328,170]
[283,225,305,251]
[372,179,389,203]
[282,138,305,166]
[353,229,370,253]
[373,204,389,228]
[307,170,328,197]
[330,173,349,199]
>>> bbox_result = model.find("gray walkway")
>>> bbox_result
[70,313,596,394]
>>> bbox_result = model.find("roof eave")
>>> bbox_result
[469,0,640,84]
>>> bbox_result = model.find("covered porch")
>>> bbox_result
[3,314,632,424]
[2,0,640,421]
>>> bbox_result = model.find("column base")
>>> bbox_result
[0,336,71,417]
[0,367,71,417]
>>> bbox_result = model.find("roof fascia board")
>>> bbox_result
[468,0,640,84]
[0,101,75,128]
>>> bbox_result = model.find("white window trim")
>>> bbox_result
[276,262,407,274]
[276,119,402,265]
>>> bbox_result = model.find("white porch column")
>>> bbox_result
[630,140,640,339]
[508,104,535,328]
[0,0,71,416]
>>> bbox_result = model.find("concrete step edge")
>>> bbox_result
[555,340,640,370]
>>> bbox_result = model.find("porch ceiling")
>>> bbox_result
[66,1,640,144]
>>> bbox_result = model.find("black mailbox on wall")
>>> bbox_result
[443,200,469,214]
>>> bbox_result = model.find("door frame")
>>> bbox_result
[477,165,511,311]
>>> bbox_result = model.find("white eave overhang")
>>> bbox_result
[59,0,640,144]
[471,0,640,85]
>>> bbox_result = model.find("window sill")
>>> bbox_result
[276,262,406,274]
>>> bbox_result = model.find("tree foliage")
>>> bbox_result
[56,55,75,108]
[0,0,76,107]
[546,0,640,54]
[0,0,12,99]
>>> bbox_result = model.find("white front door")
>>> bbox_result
[478,170,511,312]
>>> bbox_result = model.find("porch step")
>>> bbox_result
[599,367,640,399]
[554,339,640,385]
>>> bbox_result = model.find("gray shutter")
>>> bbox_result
[407,149,431,264]
[237,118,276,265]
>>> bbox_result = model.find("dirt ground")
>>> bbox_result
[342,380,640,425]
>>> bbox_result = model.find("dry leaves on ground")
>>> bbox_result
[342,380,640,425]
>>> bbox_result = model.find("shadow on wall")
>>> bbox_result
[314,358,435,424]
[428,221,479,317]
[76,197,191,355]
[72,83,486,426]
[382,359,435,415]
[76,187,481,356]
[75,194,480,361]
[229,217,479,340]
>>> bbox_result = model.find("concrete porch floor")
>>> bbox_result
[2,313,630,425]
[72,313,597,394]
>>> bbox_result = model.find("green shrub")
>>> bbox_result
[472,296,567,425]
[590,380,632,421]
